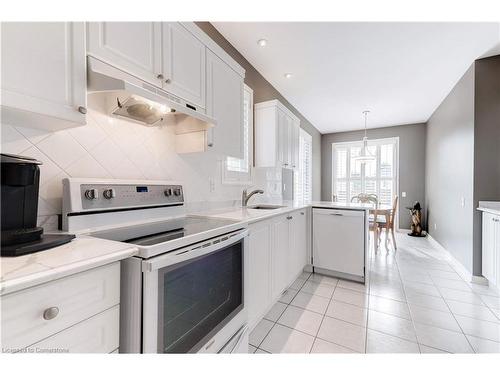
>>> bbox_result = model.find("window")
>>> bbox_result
[223,84,253,184]
[332,137,398,206]
[296,128,313,202]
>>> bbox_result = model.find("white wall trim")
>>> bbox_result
[427,234,488,285]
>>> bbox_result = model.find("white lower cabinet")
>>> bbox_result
[1,262,120,353]
[291,210,308,279]
[247,220,272,327]
[271,214,291,300]
[482,211,500,287]
[27,306,120,354]
[247,209,309,328]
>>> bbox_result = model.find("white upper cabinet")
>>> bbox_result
[255,100,300,169]
[86,22,162,87]
[162,23,206,109]
[1,22,87,131]
[206,49,244,158]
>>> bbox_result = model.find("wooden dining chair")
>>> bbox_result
[351,194,381,252]
[376,195,398,251]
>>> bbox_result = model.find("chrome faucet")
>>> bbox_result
[242,188,264,207]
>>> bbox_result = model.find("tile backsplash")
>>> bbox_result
[1,101,253,231]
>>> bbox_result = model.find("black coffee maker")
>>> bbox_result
[1,153,74,256]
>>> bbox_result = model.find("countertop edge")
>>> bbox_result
[477,207,500,216]
[191,202,370,225]
[0,246,137,296]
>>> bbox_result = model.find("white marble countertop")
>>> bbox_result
[191,200,370,224]
[477,201,500,216]
[0,200,371,295]
[0,236,137,296]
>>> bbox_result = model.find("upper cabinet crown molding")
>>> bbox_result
[1,22,87,131]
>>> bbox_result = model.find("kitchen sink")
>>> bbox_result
[247,204,285,210]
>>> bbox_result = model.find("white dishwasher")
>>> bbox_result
[312,208,367,283]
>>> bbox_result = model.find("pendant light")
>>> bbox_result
[354,110,376,164]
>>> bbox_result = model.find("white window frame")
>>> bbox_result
[331,136,399,226]
[296,128,313,202]
[222,84,253,185]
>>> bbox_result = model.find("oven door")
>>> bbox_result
[142,229,248,353]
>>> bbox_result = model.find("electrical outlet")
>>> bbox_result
[402,191,407,198]
[209,178,216,192]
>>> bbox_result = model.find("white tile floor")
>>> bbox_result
[248,232,500,353]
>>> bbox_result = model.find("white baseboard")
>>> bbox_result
[397,228,411,234]
[427,234,488,285]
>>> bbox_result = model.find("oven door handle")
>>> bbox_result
[142,229,249,272]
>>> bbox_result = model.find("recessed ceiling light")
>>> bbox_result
[257,38,268,47]
[284,73,293,79]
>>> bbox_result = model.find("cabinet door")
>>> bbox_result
[495,217,500,288]
[87,22,162,86]
[482,213,497,283]
[277,109,289,167]
[291,119,300,169]
[1,22,86,130]
[206,49,244,158]
[247,221,272,328]
[271,215,290,299]
[291,210,308,279]
[162,23,206,108]
[285,115,294,168]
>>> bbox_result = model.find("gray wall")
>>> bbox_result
[473,55,500,275]
[196,22,322,200]
[321,123,427,229]
[425,65,475,273]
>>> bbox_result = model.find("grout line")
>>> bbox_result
[387,232,422,353]
[256,272,312,352]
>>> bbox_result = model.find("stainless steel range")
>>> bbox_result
[62,178,249,354]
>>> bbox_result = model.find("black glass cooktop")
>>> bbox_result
[89,217,238,247]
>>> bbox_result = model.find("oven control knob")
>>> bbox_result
[103,188,116,199]
[164,188,173,197]
[173,188,182,196]
[84,188,99,200]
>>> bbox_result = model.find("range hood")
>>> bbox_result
[87,56,216,131]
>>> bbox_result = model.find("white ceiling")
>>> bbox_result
[213,22,500,134]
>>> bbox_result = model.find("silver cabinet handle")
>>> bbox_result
[165,78,171,84]
[78,106,87,114]
[300,212,305,215]
[330,213,343,216]
[287,216,293,220]
[205,339,215,350]
[43,307,59,320]
[157,73,164,80]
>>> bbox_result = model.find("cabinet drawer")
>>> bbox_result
[1,262,120,350]
[27,305,119,353]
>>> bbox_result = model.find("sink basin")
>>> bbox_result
[247,204,285,210]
